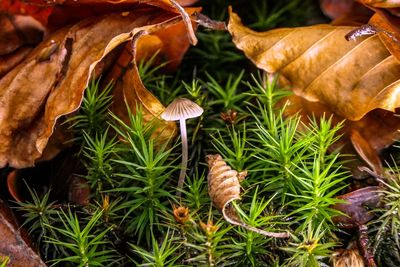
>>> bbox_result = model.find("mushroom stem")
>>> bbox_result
[177,118,188,197]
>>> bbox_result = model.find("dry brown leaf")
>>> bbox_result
[0,46,33,78]
[319,0,372,26]
[206,154,289,238]
[0,6,196,168]
[350,130,383,175]
[358,0,400,8]
[228,8,400,121]
[1,0,199,31]
[228,9,400,174]
[109,35,177,143]
[320,0,358,19]
[0,13,44,55]
[368,10,400,61]
[0,199,46,266]
[332,186,381,228]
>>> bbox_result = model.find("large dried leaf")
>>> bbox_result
[0,199,46,266]
[228,9,400,121]
[206,154,289,238]
[228,9,400,174]
[1,0,199,29]
[0,8,193,168]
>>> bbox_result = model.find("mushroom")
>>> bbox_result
[161,98,203,197]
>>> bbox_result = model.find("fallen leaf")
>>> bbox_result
[358,0,400,8]
[343,1,400,61]
[7,170,22,202]
[368,10,400,61]
[332,186,381,228]
[109,36,177,143]
[0,199,46,266]
[1,0,199,30]
[320,0,372,26]
[0,5,196,168]
[320,0,357,19]
[0,46,33,78]
[228,9,400,174]
[206,154,289,238]
[0,13,44,56]
[228,8,400,121]
[350,130,383,175]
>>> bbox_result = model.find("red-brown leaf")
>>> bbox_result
[332,186,381,228]
[0,7,194,168]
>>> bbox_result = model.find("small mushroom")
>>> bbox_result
[161,98,203,197]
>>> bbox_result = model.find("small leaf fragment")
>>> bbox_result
[332,186,381,228]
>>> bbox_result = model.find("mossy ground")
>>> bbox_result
[6,1,400,266]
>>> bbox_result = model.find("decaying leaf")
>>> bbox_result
[0,3,199,168]
[0,199,46,266]
[368,10,400,61]
[350,130,383,175]
[320,0,357,19]
[333,1,400,62]
[332,186,381,228]
[109,34,177,143]
[0,46,33,78]
[358,0,400,9]
[228,9,400,174]
[206,154,289,238]
[0,13,44,56]
[228,9,400,121]
[1,0,199,32]
[320,0,372,27]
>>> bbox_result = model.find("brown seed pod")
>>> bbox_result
[206,154,289,238]
[332,241,365,267]
[200,220,219,236]
[220,109,238,124]
[173,205,190,224]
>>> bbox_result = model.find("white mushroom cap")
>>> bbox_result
[161,98,204,121]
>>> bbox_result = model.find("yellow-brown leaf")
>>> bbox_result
[228,8,400,121]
